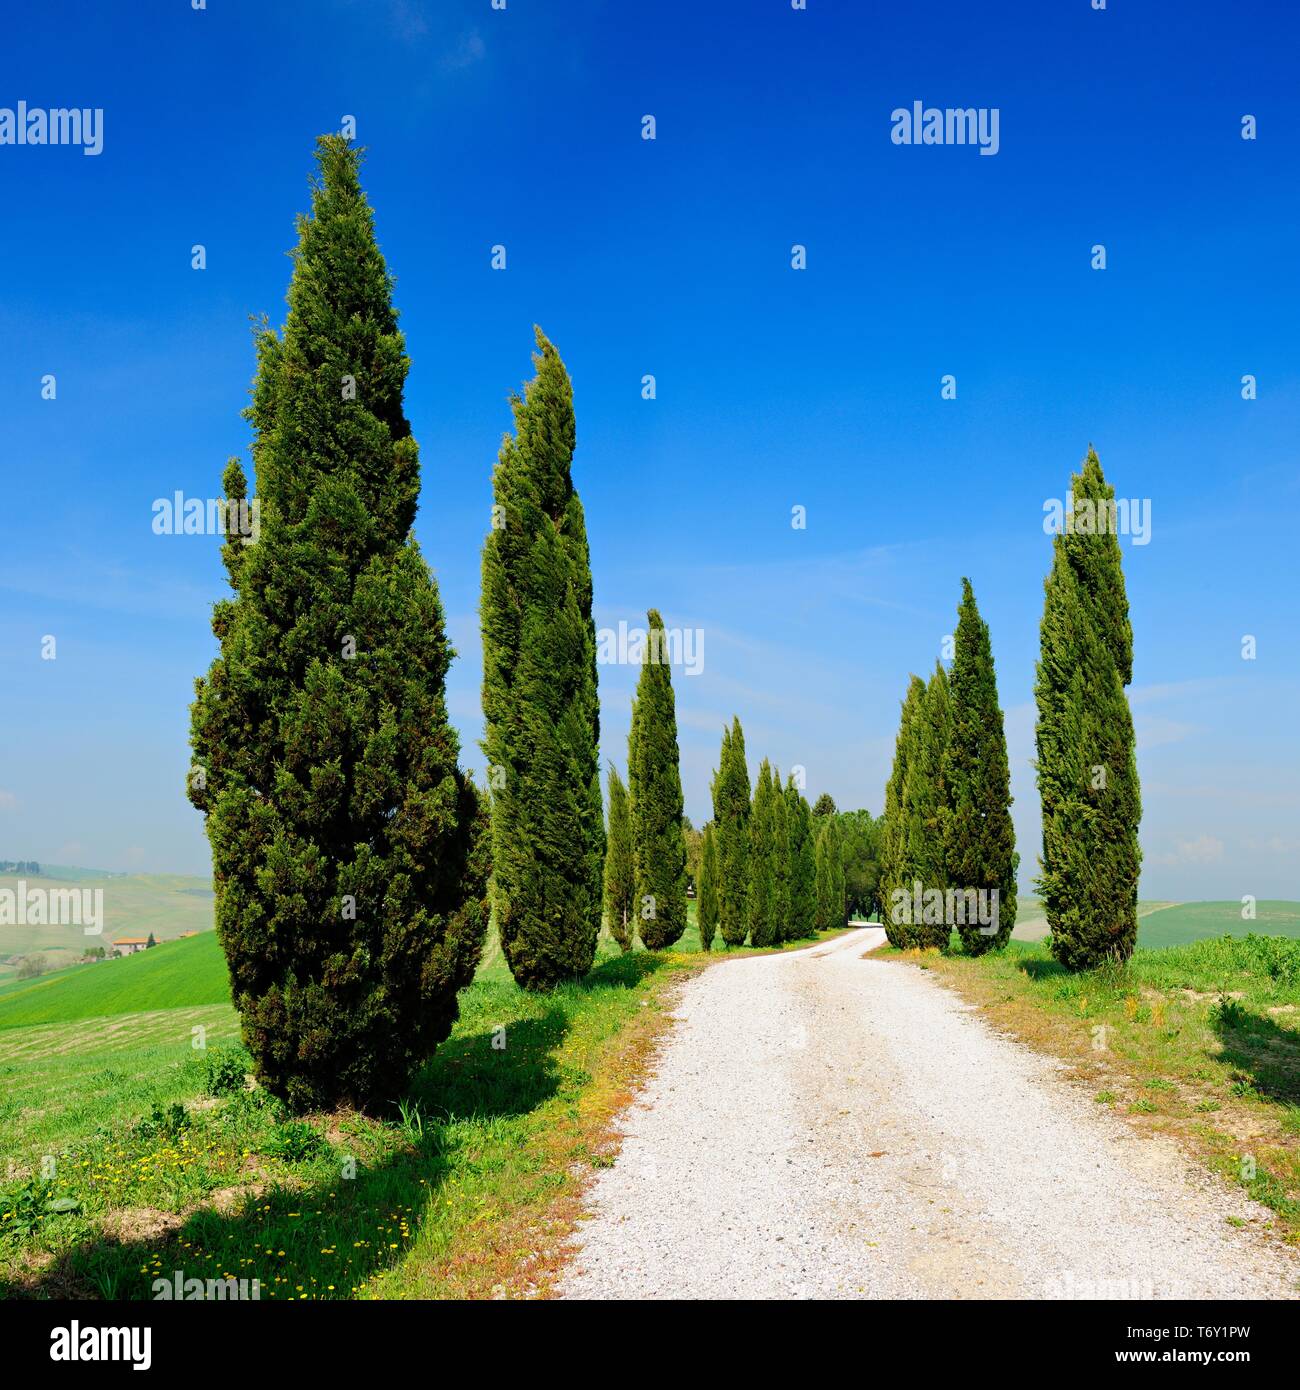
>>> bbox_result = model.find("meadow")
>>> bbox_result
[0,905,843,1299]
[0,869,213,984]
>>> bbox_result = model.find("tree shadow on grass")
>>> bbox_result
[1211,1004,1300,1108]
[1017,956,1069,982]
[0,1009,574,1302]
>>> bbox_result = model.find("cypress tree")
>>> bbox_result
[813,820,832,933]
[786,779,817,938]
[711,717,751,947]
[188,136,488,1112]
[697,822,720,952]
[879,676,926,947]
[905,663,954,949]
[944,579,1018,953]
[746,759,779,947]
[480,328,604,991]
[1036,448,1142,970]
[771,767,792,941]
[627,609,688,949]
[828,816,847,927]
[815,818,845,931]
[602,764,635,953]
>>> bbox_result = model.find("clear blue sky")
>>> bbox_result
[0,0,1296,899]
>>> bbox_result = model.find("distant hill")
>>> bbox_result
[0,870,213,983]
[1012,898,1300,948]
[0,929,229,1029]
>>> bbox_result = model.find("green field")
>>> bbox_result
[0,901,843,1299]
[0,931,230,1032]
[0,870,214,984]
[1011,898,1300,949]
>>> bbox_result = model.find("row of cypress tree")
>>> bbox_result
[878,450,1141,972]
[694,719,846,949]
[189,138,1138,1121]
[879,581,1018,954]
[602,612,690,952]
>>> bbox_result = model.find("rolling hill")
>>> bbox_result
[0,870,214,983]
[0,929,230,1030]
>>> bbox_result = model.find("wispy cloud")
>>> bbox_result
[441,27,486,71]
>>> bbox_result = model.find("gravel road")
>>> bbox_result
[559,927,1300,1300]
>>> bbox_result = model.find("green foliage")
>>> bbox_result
[1035,449,1142,971]
[133,1102,189,1142]
[813,816,845,933]
[878,676,925,947]
[878,665,954,949]
[265,1119,328,1164]
[0,1179,79,1244]
[628,610,688,950]
[837,808,881,922]
[602,764,635,953]
[812,793,837,818]
[188,137,488,1111]
[697,824,720,952]
[480,328,603,990]
[746,760,780,947]
[944,579,1018,953]
[203,1045,248,1099]
[711,718,751,947]
[786,782,818,938]
[771,769,792,941]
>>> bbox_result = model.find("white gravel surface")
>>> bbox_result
[559,927,1300,1300]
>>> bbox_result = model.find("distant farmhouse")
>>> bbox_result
[112,936,150,956]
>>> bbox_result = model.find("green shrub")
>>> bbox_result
[265,1120,327,1164]
[204,1046,248,1098]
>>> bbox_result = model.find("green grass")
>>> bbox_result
[1134,901,1300,950]
[0,909,846,1299]
[0,931,230,1030]
[0,870,214,985]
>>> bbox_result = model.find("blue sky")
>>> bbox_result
[0,0,1296,899]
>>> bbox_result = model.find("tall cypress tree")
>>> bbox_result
[829,816,847,927]
[697,822,720,952]
[814,817,845,931]
[1036,449,1142,970]
[771,767,792,941]
[786,779,817,938]
[879,676,926,947]
[905,663,954,949]
[481,329,604,991]
[628,609,688,949]
[188,136,488,1112]
[603,764,635,953]
[944,580,1018,953]
[711,717,751,947]
[746,759,779,947]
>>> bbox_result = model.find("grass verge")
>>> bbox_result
[1,925,848,1299]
